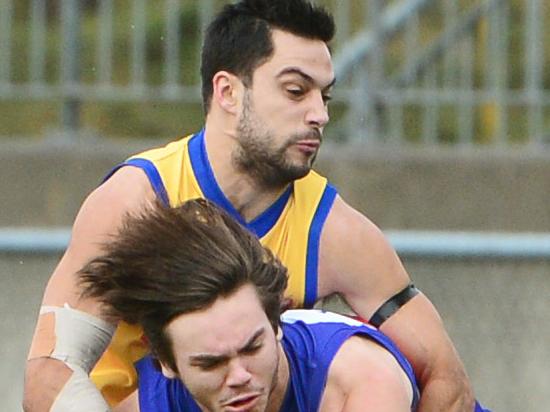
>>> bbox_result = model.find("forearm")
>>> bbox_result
[318,199,476,410]
[24,358,112,412]
[25,302,115,411]
[413,335,474,412]
[24,358,72,411]
[380,294,474,412]
[416,374,474,412]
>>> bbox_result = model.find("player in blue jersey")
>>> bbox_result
[132,309,420,412]
[79,199,420,412]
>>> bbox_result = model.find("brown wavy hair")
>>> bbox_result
[79,198,288,371]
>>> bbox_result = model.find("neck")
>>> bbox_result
[266,344,290,412]
[203,123,289,222]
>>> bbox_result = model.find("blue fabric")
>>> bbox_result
[303,184,337,308]
[102,158,170,206]
[135,357,201,412]
[135,310,420,411]
[280,310,419,411]
[475,400,492,412]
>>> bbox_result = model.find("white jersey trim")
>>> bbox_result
[281,309,375,330]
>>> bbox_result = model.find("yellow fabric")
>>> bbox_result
[90,133,330,405]
[260,171,328,307]
[90,323,148,405]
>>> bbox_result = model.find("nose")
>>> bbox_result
[305,91,330,129]
[225,359,252,388]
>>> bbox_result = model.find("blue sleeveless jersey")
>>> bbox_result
[135,310,420,412]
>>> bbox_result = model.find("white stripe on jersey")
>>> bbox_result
[281,309,376,330]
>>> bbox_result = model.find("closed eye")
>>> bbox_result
[322,94,332,104]
[196,359,225,371]
[287,88,305,98]
[241,343,263,355]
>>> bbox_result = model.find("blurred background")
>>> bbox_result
[1,0,549,411]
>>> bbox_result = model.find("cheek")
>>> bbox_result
[179,368,225,400]
[253,93,301,123]
[250,342,279,380]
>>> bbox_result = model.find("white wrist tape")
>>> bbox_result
[50,366,111,412]
[40,304,115,373]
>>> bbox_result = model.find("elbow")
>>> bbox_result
[23,359,47,412]
[23,358,72,412]
[23,361,38,412]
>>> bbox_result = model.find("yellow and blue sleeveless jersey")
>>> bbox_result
[91,129,338,405]
[134,310,420,412]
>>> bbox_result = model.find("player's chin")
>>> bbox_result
[287,164,312,181]
[290,151,316,168]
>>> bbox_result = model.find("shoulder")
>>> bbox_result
[321,195,386,249]
[317,196,410,316]
[81,165,156,224]
[330,334,409,383]
[282,309,362,323]
[66,165,156,262]
[322,334,414,411]
[42,163,157,311]
[282,310,392,367]
[129,134,193,163]
[321,195,400,278]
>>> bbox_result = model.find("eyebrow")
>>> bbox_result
[277,67,336,91]
[188,327,266,365]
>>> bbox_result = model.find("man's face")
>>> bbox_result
[233,29,335,188]
[161,285,283,412]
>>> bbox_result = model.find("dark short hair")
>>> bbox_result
[201,0,335,112]
[79,199,288,372]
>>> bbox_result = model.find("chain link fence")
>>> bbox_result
[1,0,549,146]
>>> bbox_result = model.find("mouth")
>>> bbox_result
[222,393,262,411]
[294,139,320,155]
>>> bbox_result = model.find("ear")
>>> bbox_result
[276,326,283,342]
[159,361,178,379]
[212,71,243,115]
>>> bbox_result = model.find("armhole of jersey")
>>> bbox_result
[352,329,420,410]
[313,322,420,411]
[102,158,170,206]
[303,184,338,308]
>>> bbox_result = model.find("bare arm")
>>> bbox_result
[321,336,413,412]
[318,196,474,412]
[23,167,156,412]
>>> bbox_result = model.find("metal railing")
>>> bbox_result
[2,227,550,259]
[1,0,549,146]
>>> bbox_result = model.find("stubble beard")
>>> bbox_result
[233,92,318,190]
[262,345,282,412]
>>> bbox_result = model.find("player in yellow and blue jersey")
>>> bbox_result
[24,1,483,411]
